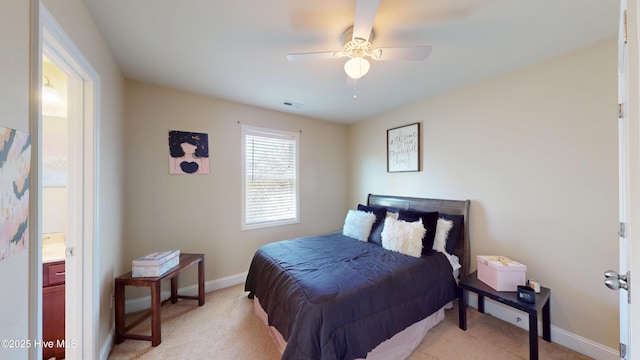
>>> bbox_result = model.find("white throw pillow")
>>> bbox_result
[342,209,377,241]
[380,217,425,257]
[433,218,453,253]
[386,211,399,220]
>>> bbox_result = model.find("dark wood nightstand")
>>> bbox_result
[458,271,551,360]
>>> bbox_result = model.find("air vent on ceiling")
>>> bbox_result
[282,100,303,109]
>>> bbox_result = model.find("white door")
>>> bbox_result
[609,0,638,358]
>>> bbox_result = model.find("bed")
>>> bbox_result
[245,194,471,360]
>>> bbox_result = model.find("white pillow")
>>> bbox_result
[380,217,425,257]
[386,211,399,220]
[342,209,377,241]
[433,218,453,253]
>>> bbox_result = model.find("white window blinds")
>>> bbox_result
[242,125,299,230]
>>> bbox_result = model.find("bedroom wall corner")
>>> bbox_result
[122,81,349,299]
[347,37,619,355]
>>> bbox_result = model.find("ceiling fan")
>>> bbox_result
[286,0,432,80]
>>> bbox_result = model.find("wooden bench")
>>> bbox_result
[114,253,205,346]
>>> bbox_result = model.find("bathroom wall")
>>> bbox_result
[42,59,68,235]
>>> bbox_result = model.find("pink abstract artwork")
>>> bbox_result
[0,126,31,261]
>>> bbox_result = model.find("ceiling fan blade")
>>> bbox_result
[287,51,342,61]
[373,46,432,61]
[352,0,380,41]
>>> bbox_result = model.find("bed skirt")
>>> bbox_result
[253,296,450,360]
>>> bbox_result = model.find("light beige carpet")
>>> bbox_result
[108,284,591,360]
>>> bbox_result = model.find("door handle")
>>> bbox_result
[604,270,629,291]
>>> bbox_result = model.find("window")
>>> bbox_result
[242,125,299,230]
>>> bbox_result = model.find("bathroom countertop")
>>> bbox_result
[43,233,65,263]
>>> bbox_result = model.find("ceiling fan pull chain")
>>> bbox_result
[353,80,358,100]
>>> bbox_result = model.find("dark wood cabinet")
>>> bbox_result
[43,261,65,359]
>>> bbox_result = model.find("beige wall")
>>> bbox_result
[348,38,619,349]
[123,81,349,284]
[0,1,31,359]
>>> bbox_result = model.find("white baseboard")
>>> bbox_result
[100,324,114,360]
[124,271,248,314]
[466,293,618,360]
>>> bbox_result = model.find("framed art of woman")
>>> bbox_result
[168,130,210,175]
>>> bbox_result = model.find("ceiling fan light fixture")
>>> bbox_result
[344,57,370,79]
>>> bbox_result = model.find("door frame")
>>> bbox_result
[620,0,639,358]
[618,1,631,359]
[33,3,100,359]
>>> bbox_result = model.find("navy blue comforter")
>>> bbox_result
[244,233,458,360]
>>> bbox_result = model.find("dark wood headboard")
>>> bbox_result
[367,194,471,277]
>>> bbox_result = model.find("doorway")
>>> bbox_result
[41,55,69,360]
[39,3,99,359]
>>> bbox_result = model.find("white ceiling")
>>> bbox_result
[83,0,619,124]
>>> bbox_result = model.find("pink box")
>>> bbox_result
[477,255,526,292]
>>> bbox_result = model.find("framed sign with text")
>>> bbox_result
[387,122,420,172]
